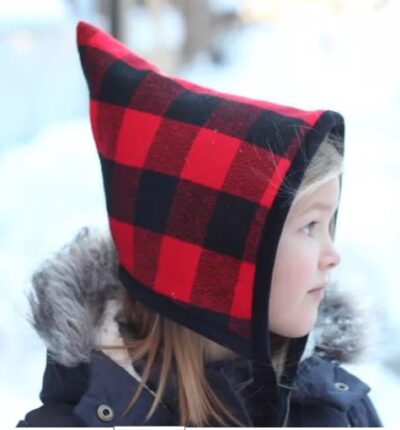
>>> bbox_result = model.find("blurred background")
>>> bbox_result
[1,0,399,427]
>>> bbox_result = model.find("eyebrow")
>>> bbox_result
[310,202,336,210]
[301,202,338,214]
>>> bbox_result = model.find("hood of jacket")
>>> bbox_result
[75,21,346,425]
[29,227,372,370]
[20,228,380,428]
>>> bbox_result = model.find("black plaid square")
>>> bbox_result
[245,110,304,155]
[204,192,259,260]
[99,60,148,107]
[165,91,222,126]
[99,156,115,215]
[134,169,179,233]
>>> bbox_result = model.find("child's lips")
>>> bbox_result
[307,285,326,298]
[309,282,326,292]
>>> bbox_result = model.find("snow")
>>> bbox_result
[0,120,109,427]
[1,1,400,427]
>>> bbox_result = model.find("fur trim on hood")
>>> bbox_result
[27,227,374,369]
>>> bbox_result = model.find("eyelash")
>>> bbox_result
[302,219,335,237]
[302,221,319,236]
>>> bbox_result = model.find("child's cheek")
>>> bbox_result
[282,238,316,290]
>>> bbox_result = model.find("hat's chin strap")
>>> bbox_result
[249,362,286,427]
[250,335,308,426]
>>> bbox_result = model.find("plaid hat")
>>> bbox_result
[77,21,345,425]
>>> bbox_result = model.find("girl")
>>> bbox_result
[17,21,382,427]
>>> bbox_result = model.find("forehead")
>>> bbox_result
[290,178,340,217]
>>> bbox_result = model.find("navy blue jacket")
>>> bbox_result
[17,351,382,427]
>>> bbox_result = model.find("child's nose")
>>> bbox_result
[320,242,341,270]
[329,246,341,269]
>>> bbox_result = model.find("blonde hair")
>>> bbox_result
[293,133,343,204]
[108,133,344,426]
[120,294,244,426]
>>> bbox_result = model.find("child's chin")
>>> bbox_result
[270,319,316,338]
[283,329,312,338]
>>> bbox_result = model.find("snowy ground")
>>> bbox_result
[1,2,400,427]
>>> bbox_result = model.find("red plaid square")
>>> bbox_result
[115,110,162,168]
[229,262,256,319]
[181,128,241,190]
[154,236,202,303]
[109,218,134,272]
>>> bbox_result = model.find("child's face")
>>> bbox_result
[269,177,341,338]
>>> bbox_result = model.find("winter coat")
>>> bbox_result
[17,228,383,427]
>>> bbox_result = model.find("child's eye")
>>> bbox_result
[302,221,319,236]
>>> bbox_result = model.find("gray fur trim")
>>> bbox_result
[27,226,374,367]
[28,227,125,366]
[313,288,370,363]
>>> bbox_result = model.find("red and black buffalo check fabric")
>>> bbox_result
[76,21,345,363]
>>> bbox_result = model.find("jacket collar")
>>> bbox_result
[38,345,371,427]
[292,355,371,411]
